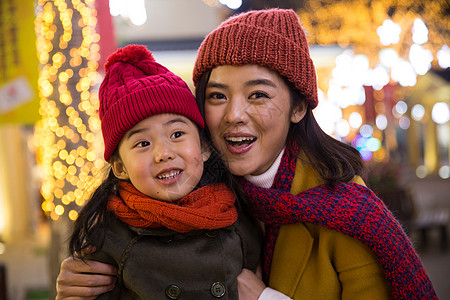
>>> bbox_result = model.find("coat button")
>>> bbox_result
[165,284,181,299]
[210,282,226,298]
[205,230,219,238]
[159,235,173,243]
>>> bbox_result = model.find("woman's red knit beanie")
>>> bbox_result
[99,45,204,161]
[192,8,318,109]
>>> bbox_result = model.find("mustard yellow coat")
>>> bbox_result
[268,159,393,300]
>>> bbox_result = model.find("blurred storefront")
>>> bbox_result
[0,0,449,299]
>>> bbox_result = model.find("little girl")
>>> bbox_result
[69,44,261,299]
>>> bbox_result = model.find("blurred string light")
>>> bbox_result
[35,0,104,221]
[411,104,425,121]
[377,19,401,46]
[416,165,428,178]
[109,0,147,26]
[437,45,450,69]
[219,0,242,10]
[439,166,450,179]
[202,0,242,10]
[431,102,450,124]
[412,18,429,45]
[376,114,388,130]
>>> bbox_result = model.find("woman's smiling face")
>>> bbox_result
[204,64,305,176]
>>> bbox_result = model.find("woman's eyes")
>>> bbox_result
[207,91,269,101]
[249,92,269,99]
[207,92,226,100]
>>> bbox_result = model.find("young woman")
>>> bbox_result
[65,44,261,299]
[56,9,437,300]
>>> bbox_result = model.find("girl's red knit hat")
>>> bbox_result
[99,45,204,161]
[192,8,319,109]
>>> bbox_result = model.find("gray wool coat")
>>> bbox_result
[87,211,262,299]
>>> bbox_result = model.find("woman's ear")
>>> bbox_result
[290,102,307,124]
[201,142,211,162]
[110,157,129,180]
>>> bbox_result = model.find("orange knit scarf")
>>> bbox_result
[108,181,238,233]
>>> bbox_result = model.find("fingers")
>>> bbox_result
[61,257,118,276]
[56,256,118,299]
[56,282,114,300]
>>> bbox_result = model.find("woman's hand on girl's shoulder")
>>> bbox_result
[56,255,118,300]
[237,267,266,300]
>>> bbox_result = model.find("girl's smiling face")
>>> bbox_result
[111,114,207,202]
[204,64,305,176]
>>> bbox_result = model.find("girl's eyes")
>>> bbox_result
[170,131,184,139]
[133,131,184,148]
[136,141,150,148]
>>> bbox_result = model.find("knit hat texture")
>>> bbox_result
[99,45,204,161]
[193,8,318,109]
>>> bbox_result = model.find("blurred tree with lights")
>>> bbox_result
[34,0,104,296]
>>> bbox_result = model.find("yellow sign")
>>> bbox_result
[0,0,40,124]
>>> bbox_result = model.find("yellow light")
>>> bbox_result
[75,197,85,206]
[62,195,70,205]
[55,188,64,199]
[50,211,60,221]
[69,210,78,220]
[75,157,85,167]
[67,165,77,175]
[45,201,55,212]
[59,149,68,160]
[59,72,69,82]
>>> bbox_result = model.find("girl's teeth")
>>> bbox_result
[158,170,180,180]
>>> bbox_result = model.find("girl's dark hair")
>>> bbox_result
[195,70,365,185]
[69,124,244,258]
[69,168,119,258]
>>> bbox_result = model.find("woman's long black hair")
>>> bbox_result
[195,70,365,185]
[69,125,244,258]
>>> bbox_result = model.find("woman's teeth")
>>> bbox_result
[225,137,256,146]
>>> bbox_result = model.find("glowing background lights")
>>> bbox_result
[377,19,401,46]
[219,0,242,9]
[412,18,429,45]
[34,0,104,221]
[431,102,450,124]
[376,114,388,130]
[437,45,450,69]
[109,0,147,26]
[411,104,425,121]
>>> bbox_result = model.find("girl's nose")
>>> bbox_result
[223,96,248,124]
[153,141,175,162]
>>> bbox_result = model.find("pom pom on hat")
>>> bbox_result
[99,45,204,161]
[193,8,319,109]
[104,44,155,72]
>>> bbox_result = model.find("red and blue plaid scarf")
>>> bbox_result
[241,145,437,300]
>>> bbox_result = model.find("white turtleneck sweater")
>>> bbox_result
[243,148,292,300]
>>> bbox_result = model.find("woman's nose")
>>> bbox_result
[224,97,248,124]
